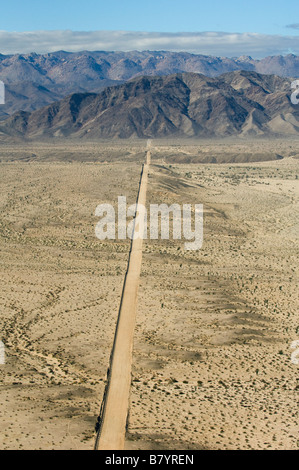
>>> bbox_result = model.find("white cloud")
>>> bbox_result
[0,30,298,58]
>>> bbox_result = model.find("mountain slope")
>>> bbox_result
[0,51,298,117]
[1,71,298,140]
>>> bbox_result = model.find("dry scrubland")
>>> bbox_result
[0,140,298,450]
[128,140,299,450]
[0,150,141,449]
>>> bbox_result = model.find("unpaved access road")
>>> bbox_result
[95,144,150,450]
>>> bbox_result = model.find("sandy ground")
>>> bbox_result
[127,145,299,450]
[0,140,298,450]
[0,158,140,449]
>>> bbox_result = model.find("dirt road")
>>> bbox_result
[95,143,150,450]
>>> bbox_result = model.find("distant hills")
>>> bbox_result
[0,51,299,118]
[1,71,298,140]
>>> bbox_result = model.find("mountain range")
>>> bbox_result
[1,70,298,140]
[0,51,299,119]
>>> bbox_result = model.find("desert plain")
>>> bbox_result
[0,139,298,450]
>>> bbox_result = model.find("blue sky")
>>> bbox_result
[0,0,298,56]
[1,0,298,34]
